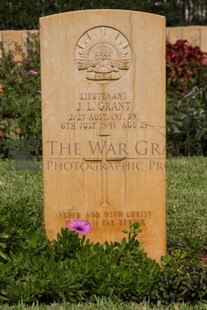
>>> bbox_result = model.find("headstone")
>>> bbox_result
[166,28,170,41]
[40,10,166,262]
[168,27,183,43]
[2,31,22,62]
[183,26,200,46]
[201,26,207,52]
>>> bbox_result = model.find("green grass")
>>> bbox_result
[0,300,207,310]
[167,157,207,257]
[0,157,207,309]
[1,156,206,257]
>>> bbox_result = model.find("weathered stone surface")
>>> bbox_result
[183,26,201,46]
[40,10,166,261]
[2,31,22,61]
[201,26,207,52]
[168,26,183,43]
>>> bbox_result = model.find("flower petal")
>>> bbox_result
[66,219,92,235]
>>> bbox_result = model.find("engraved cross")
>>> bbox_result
[84,134,126,207]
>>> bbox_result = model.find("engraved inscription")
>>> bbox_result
[75,26,131,82]
[60,91,150,130]
[58,210,152,228]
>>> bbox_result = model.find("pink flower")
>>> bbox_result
[29,70,38,76]
[66,219,92,235]
[201,56,207,65]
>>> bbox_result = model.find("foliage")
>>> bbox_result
[0,34,40,114]
[0,231,9,262]
[166,40,207,156]
[166,157,207,256]
[0,0,207,29]
[166,40,207,93]
[150,250,207,304]
[0,33,41,158]
[167,86,207,156]
[0,220,160,304]
[0,300,206,310]
[0,158,207,306]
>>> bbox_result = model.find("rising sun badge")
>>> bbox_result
[75,26,131,82]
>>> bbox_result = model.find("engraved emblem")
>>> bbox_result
[75,26,131,82]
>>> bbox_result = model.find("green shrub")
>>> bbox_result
[150,250,207,304]
[166,40,207,156]
[166,40,207,93]
[0,33,41,158]
[0,160,207,306]
[167,86,207,156]
[0,224,206,305]
[0,224,161,304]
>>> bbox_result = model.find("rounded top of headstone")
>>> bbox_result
[40,9,166,23]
